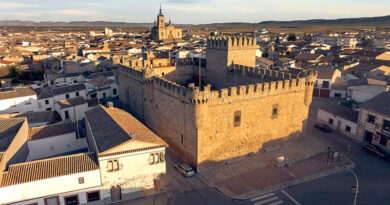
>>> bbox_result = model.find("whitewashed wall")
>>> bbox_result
[0,95,38,114]
[0,170,101,205]
[317,108,357,138]
[26,132,88,161]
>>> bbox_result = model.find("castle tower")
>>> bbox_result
[206,35,258,76]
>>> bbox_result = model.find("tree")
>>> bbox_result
[288,33,297,41]
[9,64,22,79]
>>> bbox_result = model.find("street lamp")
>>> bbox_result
[344,164,359,205]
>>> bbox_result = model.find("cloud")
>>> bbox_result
[236,8,257,13]
[0,2,38,9]
[167,0,210,4]
[165,5,219,12]
[53,9,101,16]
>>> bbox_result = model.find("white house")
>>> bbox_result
[85,105,168,202]
[26,122,88,161]
[36,83,88,112]
[86,77,118,100]
[313,69,342,98]
[55,97,89,123]
[0,87,38,114]
[0,104,168,205]
[347,84,387,103]
[317,105,359,138]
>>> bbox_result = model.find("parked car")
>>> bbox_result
[314,123,332,132]
[363,144,388,158]
[174,163,195,177]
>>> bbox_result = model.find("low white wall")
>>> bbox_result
[0,95,38,114]
[26,132,88,161]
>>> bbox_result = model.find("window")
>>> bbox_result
[44,196,59,205]
[108,160,113,171]
[328,118,334,125]
[322,81,329,88]
[272,104,278,119]
[66,94,70,99]
[46,108,52,111]
[334,93,342,98]
[149,153,155,164]
[87,191,100,202]
[64,195,78,205]
[103,92,106,98]
[113,88,117,95]
[234,110,241,127]
[64,110,69,119]
[107,159,119,171]
[383,120,390,134]
[150,152,165,165]
[159,152,165,162]
[76,92,79,97]
[345,125,351,132]
[91,93,97,99]
[367,114,375,124]
[380,136,388,146]
[45,99,49,104]
[180,134,184,143]
[113,160,119,170]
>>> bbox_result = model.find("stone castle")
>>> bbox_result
[115,35,317,170]
[150,6,182,42]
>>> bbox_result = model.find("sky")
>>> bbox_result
[0,0,389,24]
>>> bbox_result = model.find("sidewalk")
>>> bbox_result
[198,136,355,199]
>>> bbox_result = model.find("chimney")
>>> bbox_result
[106,101,114,108]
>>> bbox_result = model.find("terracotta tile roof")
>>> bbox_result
[28,122,74,141]
[89,76,115,88]
[0,60,13,64]
[0,86,36,101]
[87,98,98,108]
[56,96,87,109]
[13,111,59,124]
[278,57,295,63]
[51,84,86,96]
[353,50,383,57]
[294,53,322,61]
[0,118,25,152]
[0,152,98,187]
[256,57,274,65]
[35,87,54,100]
[85,105,167,153]
[360,92,390,116]
[313,68,336,79]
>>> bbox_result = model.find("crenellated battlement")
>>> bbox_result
[207,35,257,50]
[117,63,317,106]
[228,64,297,81]
[175,58,195,66]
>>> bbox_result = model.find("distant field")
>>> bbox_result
[184,24,382,35]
